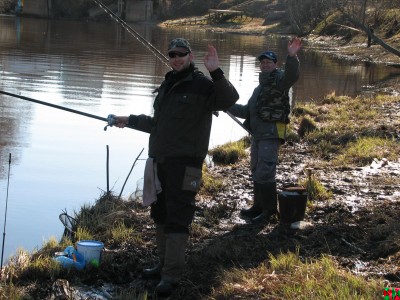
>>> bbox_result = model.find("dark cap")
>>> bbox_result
[258,51,277,63]
[168,38,191,53]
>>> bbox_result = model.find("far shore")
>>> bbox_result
[160,17,400,68]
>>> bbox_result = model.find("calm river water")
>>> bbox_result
[0,15,398,262]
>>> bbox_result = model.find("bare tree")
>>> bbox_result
[335,0,400,58]
[287,0,332,35]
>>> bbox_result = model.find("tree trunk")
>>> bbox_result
[360,0,367,25]
[346,13,400,58]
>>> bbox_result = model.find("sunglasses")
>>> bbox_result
[168,51,189,58]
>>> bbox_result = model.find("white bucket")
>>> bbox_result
[76,240,104,264]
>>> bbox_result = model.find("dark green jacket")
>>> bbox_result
[128,64,239,160]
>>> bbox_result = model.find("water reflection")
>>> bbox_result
[0,15,399,261]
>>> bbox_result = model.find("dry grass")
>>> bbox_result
[209,136,250,165]
[211,251,383,299]
[290,93,400,166]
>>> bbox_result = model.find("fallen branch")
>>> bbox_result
[333,22,363,33]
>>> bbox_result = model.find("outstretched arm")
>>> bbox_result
[204,45,219,72]
[288,37,302,57]
[113,115,153,133]
[279,37,301,90]
[203,45,239,111]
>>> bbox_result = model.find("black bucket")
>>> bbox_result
[278,186,308,224]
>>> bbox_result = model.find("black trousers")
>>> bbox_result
[151,157,203,234]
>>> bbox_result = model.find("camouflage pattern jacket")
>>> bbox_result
[228,55,299,141]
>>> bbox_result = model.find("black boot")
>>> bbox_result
[241,205,263,218]
[240,183,262,218]
[251,210,277,224]
[143,225,165,279]
[143,263,162,279]
[251,182,278,224]
[155,277,178,297]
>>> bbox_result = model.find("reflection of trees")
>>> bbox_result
[364,64,400,89]
[0,98,31,179]
[295,51,363,101]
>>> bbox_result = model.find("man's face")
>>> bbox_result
[168,47,193,72]
[259,58,277,73]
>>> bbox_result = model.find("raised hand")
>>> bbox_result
[288,37,302,57]
[204,45,219,72]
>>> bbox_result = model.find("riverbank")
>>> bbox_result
[2,86,399,299]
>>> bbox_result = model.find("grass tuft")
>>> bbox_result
[209,137,250,165]
[334,137,400,166]
[299,172,333,202]
[200,163,225,196]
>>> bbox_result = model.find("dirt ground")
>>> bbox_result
[102,141,400,299]
[53,149,398,299]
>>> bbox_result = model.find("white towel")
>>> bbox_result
[143,158,162,206]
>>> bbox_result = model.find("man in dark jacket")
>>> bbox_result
[112,38,239,296]
[228,37,301,224]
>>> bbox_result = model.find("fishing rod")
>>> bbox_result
[92,0,169,68]
[0,90,146,133]
[225,111,252,136]
[92,0,251,136]
[1,153,12,271]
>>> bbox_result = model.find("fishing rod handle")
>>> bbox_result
[104,114,117,131]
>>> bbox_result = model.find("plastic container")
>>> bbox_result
[76,240,104,265]
[278,186,308,224]
[54,246,85,270]
[54,252,85,270]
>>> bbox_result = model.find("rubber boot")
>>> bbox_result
[252,182,278,224]
[156,233,188,297]
[143,225,165,278]
[240,183,262,218]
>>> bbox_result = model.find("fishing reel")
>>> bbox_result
[104,114,117,131]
